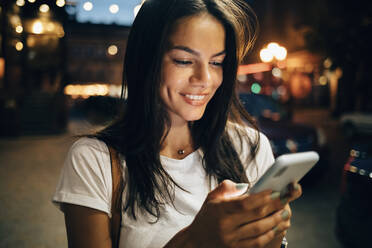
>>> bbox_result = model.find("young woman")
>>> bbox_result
[53,0,302,247]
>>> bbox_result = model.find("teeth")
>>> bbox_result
[185,94,205,100]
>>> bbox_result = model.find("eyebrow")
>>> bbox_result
[171,45,226,57]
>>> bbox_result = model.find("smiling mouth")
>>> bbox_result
[184,94,206,100]
[180,93,208,106]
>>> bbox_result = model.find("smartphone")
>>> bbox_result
[248,151,319,194]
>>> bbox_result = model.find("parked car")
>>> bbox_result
[239,93,329,182]
[340,112,372,139]
[336,142,372,247]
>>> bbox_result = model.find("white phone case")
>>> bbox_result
[249,151,319,194]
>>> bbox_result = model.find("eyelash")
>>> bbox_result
[210,61,223,67]
[173,59,192,65]
[173,59,223,67]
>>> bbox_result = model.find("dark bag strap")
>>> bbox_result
[108,146,123,248]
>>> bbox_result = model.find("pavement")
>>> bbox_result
[0,109,347,248]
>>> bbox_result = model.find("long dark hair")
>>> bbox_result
[95,0,260,220]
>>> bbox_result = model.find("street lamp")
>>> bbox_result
[260,42,287,63]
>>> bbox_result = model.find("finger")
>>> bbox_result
[281,183,302,205]
[207,180,247,201]
[274,219,291,236]
[197,191,281,240]
[217,189,278,213]
[289,182,302,199]
[231,207,291,240]
[234,228,277,248]
[276,182,302,207]
[219,191,287,224]
[272,205,292,235]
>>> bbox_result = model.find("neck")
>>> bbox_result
[160,121,194,159]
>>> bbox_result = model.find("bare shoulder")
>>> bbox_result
[62,203,112,248]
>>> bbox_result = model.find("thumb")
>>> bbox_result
[207,180,248,201]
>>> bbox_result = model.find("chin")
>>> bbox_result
[184,112,205,121]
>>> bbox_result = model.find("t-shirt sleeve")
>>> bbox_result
[238,126,275,184]
[52,137,113,216]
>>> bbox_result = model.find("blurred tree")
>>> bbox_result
[303,0,372,114]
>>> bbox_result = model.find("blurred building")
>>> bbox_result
[240,0,346,110]
[247,0,372,114]
[0,1,133,136]
[65,22,128,86]
[0,1,68,136]
[63,21,129,98]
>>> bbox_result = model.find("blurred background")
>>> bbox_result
[0,0,371,247]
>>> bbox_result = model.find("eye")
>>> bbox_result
[173,59,192,65]
[210,61,223,67]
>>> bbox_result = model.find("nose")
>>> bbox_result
[190,63,211,87]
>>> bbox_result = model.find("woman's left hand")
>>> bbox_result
[263,182,302,248]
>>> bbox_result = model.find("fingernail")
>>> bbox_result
[280,197,288,205]
[294,183,300,191]
[281,210,289,220]
[235,183,248,191]
[272,226,278,233]
[270,191,280,200]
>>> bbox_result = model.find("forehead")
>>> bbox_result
[167,13,226,53]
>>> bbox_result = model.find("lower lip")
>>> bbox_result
[181,94,208,106]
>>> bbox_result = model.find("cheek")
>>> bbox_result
[160,63,175,94]
[161,63,182,89]
[160,68,184,103]
[213,71,223,90]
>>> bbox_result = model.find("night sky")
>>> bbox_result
[68,0,142,26]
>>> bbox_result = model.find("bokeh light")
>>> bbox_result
[64,84,109,98]
[267,42,280,51]
[15,42,24,51]
[83,1,93,11]
[107,45,118,55]
[15,25,23,33]
[260,48,273,63]
[319,76,328,85]
[260,42,287,62]
[32,21,43,34]
[109,4,119,14]
[272,67,282,78]
[39,4,50,13]
[275,46,287,61]
[56,0,66,7]
[251,83,262,94]
[16,0,25,7]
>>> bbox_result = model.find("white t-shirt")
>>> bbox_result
[52,126,274,248]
